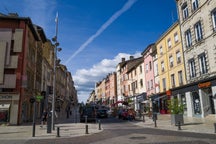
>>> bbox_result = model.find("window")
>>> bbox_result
[160,46,163,55]
[162,78,166,91]
[168,38,172,48]
[169,55,174,68]
[198,53,207,74]
[146,64,148,72]
[212,9,216,31]
[185,29,192,47]
[147,81,150,90]
[140,79,143,87]
[194,21,203,42]
[192,0,199,11]
[174,32,179,43]
[139,65,142,73]
[182,3,189,20]
[176,51,181,63]
[171,74,175,88]
[161,61,165,72]
[149,61,152,71]
[151,79,153,89]
[178,70,183,85]
[189,59,196,78]
[134,69,137,76]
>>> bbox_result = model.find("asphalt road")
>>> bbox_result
[4,117,216,144]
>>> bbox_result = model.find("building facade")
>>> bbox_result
[175,0,216,117]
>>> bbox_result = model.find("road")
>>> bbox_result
[5,117,216,144]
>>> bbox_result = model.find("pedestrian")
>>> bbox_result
[40,110,47,128]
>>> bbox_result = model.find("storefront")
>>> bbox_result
[171,76,216,118]
[0,94,19,124]
[135,92,147,112]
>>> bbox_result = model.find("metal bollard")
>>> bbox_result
[154,119,157,127]
[56,127,60,137]
[177,121,181,130]
[85,124,89,134]
[143,114,145,122]
[98,120,101,130]
[32,122,35,137]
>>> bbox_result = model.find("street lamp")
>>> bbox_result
[51,13,60,131]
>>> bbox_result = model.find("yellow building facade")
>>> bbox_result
[156,22,186,93]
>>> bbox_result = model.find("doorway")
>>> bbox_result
[192,91,201,116]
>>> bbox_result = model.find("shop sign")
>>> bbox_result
[198,82,211,88]
[166,90,172,96]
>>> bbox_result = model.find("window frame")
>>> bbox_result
[189,58,196,78]
[212,9,216,31]
[198,53,207,75]
[194,21,203,42]
[192,0,199,11]
[185,29,192,48]
[182,3,189,20]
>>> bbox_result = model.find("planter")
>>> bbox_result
[171,114,184,125]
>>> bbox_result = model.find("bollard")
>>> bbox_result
[143,114,145,122]
[85,124,89,134]
[98,120,101,130]
[56,127,60,137]
[153,113,157,127]
[154,119,157,127]
[32,122,35,137]
[177,121,181,130]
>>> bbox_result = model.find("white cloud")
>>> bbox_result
[74,52,141,103]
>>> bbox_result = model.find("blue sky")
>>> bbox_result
[1,0,178,103]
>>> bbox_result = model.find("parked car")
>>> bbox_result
[97,109,108,118]
[80,106,97,122]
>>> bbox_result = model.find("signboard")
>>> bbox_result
[198,82,211,88]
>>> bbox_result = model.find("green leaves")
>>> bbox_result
[168,98,185,114]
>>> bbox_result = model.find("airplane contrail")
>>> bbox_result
[65,0,138,65]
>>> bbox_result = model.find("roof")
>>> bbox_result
[0,13,39,41]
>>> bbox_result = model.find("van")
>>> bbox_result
[80,106,97,122]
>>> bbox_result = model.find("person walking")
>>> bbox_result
[40,110,47,128]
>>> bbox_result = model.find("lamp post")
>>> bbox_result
[51,12,60,131]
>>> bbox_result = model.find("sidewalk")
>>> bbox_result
[0,121,102,140]
[133,114,216,134]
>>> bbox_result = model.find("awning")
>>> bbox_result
[153,95,167,101]
[0,104,10,110]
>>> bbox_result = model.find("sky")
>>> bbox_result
[0,0,178,103]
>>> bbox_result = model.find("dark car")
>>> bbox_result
[97,109,108,118]
[80,106,97,122]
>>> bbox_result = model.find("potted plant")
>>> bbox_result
[168,98,185,125]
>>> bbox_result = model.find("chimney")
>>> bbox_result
[130,56,134,60]
[122,58,125,62]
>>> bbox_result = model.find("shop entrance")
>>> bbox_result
[192,91,201,116]
[209,95,215,114]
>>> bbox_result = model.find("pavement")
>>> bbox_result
[0,114,215,141]
[133,114,216,134]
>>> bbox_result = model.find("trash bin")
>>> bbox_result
[47,112,52,133]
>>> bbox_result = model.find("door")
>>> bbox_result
[192,91,201,116]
